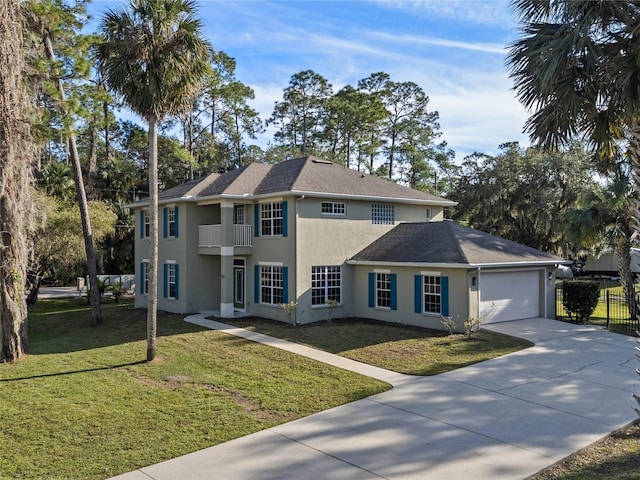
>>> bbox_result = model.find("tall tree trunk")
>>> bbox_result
[87,123,98,199]
[147,114,159,361]
[615,235,635,318]
[0,0,33,361]
[43,32,103,326]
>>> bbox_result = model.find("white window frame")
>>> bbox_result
[167,262,177,300]
[234,205,245,225]
[423,275,441,314]
[426,207,432,220]
[372,204,394,225]
[142,260,149,295]
[321,201,346,216]
[260,265,283,305]
[375,272,392,309]
[143,210,150,238]
[311,266,342,306]
[260,202,283,236]
[167,206,176,238]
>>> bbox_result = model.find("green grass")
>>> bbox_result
[530,421,640,480]
[0,299,388,480]
[226,318,533,375]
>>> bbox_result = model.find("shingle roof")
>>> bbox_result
[138,156,455,206]
[350,222,563,266]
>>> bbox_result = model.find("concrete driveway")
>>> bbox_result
[111,317,639,480]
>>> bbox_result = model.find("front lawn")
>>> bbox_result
[226,317,533,375]
[0,299,388,480]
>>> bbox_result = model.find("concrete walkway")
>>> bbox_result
[111,316,639,480]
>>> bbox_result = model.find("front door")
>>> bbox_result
[233,264,245,310]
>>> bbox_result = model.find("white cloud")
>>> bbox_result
[375,0,515,26]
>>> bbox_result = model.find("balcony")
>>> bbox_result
[198,224,253,248]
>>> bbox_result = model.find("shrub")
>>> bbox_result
[562,281,600,323]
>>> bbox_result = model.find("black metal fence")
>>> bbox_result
[556,284,640,333]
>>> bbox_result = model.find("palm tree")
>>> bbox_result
[567,166,637,316]
[507,1,640,228]
[97,0,211,361]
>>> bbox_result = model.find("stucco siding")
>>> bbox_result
[352,265,471,331]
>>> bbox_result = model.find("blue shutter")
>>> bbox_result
[441,276,449,316]
[282,266,288,303]
[368,273,375,308]
[139,262,145,294]
[163,208,168,238]
[390,274,397,310]
[174,206,179,238]
[254,205,260,237]
[254,265,260,303]
[174,264,179,300]
[414,275,422,314]
[163,264,168,298]
[140,211,144,238]
[282,201,288,237]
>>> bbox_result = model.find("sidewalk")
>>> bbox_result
[111,316,639,480]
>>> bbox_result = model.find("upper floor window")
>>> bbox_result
[234,205,245,225]
[167,207,177,238]
[321,201,346,216]
[260,202,283,236]
[311,266,342,305]
[372,204,394,224]
[140,210,150,238]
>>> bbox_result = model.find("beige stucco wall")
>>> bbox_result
[292,197,445,323]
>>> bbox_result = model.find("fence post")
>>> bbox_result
[606,290,610,329]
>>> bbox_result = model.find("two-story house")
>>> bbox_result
[132,156,564,331]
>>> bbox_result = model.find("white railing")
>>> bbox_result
[199,224,252,248]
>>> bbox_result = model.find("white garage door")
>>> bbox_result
[480,271,539,323]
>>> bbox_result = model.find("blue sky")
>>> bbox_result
[88,0,530,162]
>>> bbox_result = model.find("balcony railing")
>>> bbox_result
[199,224,252,248]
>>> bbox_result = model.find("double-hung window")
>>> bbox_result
[260,265,284,305]
[140,260,149,295]
[423,275,441,314]
[140,210,150,238]
[372,204,394,224]
[375,272,392,308]
[368,271,397,310]
[311,266,341,305]
[164,206,178,238]
[164,262,179,300]
[260,202,283,236]
[414,274,448,316]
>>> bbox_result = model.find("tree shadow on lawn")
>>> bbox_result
[26,298,208,356]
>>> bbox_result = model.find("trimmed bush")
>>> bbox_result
[562,281,600,323]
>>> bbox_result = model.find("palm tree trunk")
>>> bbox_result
[147,114,159,362]
[43,32,103,326]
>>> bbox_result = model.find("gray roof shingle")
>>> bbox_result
[141,156,455,205]
[350,222,563,266]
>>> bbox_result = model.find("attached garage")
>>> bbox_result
[349,222,566,332]
[480,271,539,323]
